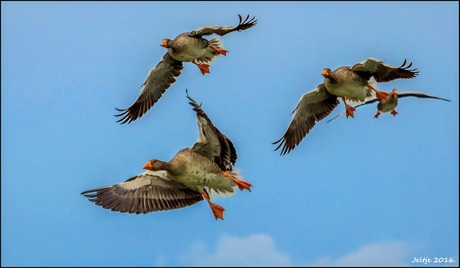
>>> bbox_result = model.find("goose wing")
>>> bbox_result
[351,58,419,82]
[115,53,183,124]
[186,90,237,170]
[273,84,339,155]
[189,14,257,37]
[397,91,451,102]
[81,170,203,214]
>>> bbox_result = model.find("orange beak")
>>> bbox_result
[143,161,153,170]
[161,39,168,47]
[321,68,329,76]
[392,88,398,94]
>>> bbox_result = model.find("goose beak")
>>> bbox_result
[160,39,168,47]
[143,161,153,170]
[321,68,329,77]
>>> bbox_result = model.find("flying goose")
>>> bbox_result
[115,14,257,124]
[142,89,252,220]
[326,88,451,121]
[82,90,251,220]
[273,58,419,155]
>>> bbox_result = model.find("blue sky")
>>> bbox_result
[1,1,458,267]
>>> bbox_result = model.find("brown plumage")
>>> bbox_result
[327,88,451,121]
[273,58,419,155]
[81,170,204,214]
[142,90,251,220]
[83,90,251,219]
[115,14,257,124]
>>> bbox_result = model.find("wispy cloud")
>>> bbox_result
[310,240,410,267]
[178,233,292,266]
[173,233,412,267]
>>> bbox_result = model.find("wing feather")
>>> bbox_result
[397,91,451,102]
[351,58,419,82]
[114,53,183,124]
[81,171,203,214]
[189,14,257,37]
[186,90,237,170]
[273,84,339,155]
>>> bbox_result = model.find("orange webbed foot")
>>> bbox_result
[234,180,252,192]
[375,90,390,100]
[196,63,210,75]
[202,191,225,220]
[210,45,228,56]
[222,171,252,192]
[367,85,390,100]
[345,105,356,118]
[390,110,398,116]
[209,203,225,220]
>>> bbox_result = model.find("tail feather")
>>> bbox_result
[205,186,236,200]
[195,37,225,65]
[209,36,224,50]
[204,169,242,200]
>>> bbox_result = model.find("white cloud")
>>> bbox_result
[310,240,410,267]
[179,233,292,267]
[176,234,411,267]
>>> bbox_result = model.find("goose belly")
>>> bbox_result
[327,82,370,101]
[377,98,398,113]
[172,153,236,194]
[182,169,235,188]
[169,37,210,62]
[170,48,207,62]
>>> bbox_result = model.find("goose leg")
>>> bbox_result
[222,171,252,191]
[341,97,356,118]
[192,60,210,75]
[367,85,390,100]
[210,45,228,56]
[202,190,225,220]
[374,111,381,118]
[390,109,398,116]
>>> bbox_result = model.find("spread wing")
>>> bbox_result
[326,90,450,123]
[273,84,339,155]
[189,14,257,37]
[81,170,203,214]
[351,58,419,82]
[397,91,451,102]
[186,90,237,171]
[115,53,184,124]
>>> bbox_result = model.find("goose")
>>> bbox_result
[81,170,204,214]
[273,58,419,155]
[142,89,252,220]
[326,88,451,121]
[115,14,257,124]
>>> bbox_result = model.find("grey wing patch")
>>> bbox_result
[326,98,380,123]
[115,53,184,124]
[351,58,419,83]
[186,89,237,170]
[273,84,339,155]
[397,91,451,102]
[81,171,203,214]
[189,14,257,37]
